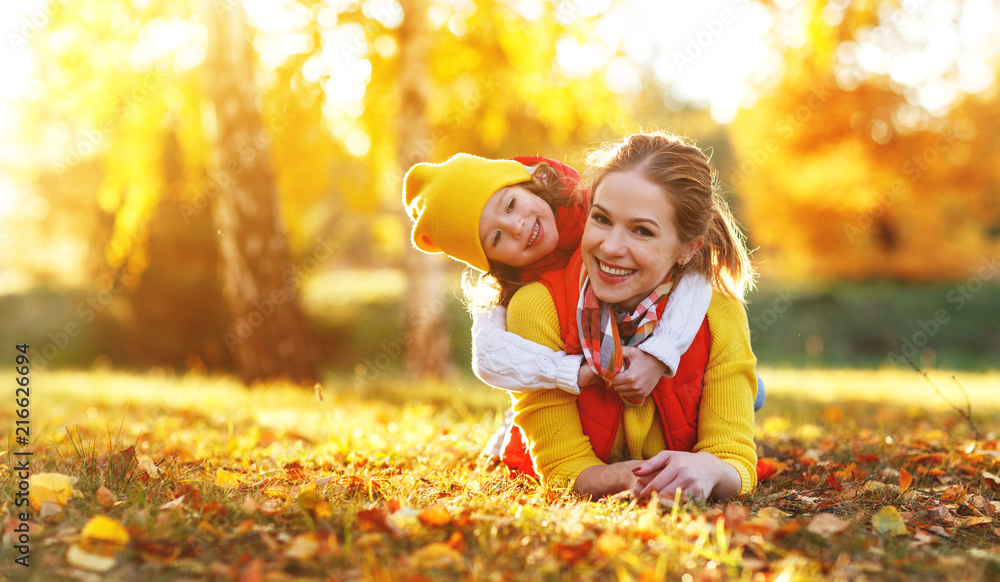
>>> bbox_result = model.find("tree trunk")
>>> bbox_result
[201,0,319,385]
[397,0,455,380]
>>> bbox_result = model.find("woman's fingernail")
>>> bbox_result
[632,467,642,475]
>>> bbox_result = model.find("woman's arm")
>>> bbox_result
[692,292,759,496]
[471,307,583,394]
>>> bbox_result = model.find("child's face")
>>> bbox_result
[478,184,559,268]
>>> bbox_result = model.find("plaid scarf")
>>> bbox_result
[576,274,674,406]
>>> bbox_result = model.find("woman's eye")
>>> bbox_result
[635,227,653,237]
[591,213,610,225]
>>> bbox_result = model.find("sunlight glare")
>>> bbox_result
[0,180,17,220]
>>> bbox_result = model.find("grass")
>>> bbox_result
[0,367,998,581]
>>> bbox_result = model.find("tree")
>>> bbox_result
[396,0,455,380]
[201,0,318,385]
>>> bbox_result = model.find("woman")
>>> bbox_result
[504,131,759,500]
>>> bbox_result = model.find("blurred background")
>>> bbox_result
[1,0,998,387]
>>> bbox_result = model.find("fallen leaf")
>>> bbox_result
[899,468,913,495]
[595,531,627,557]
[66,515,130,572]
[107,445,136,480]
[958,516,992,528]
[214,468,242,489]
[417,503,451,526]
[553,539,593,564]
[356,508,402,536]
[28,473,78,510]
[872,506,909,537]
[95,486,118,508]
[137,456,162,479]
[983,472,1000,489]
[807,513,850,536]
[284,534,319,561]
[409,542,463,569]
[160,495,185,511]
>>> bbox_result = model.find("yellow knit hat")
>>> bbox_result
[403,153,531,271]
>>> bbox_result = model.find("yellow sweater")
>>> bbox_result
[507,282,759,495]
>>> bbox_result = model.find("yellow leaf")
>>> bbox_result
[872,506,909,537]
[214,469,242,489]
[28,473,78,509]
[67,515,130,572]
[409,542,463,569]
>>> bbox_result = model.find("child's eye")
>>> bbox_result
[492,231,501,247]
[506,198,516,213]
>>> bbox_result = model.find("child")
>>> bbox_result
[403,153,715,400]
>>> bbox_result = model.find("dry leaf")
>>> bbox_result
[66,515,130,572]
[807,513,850,536]
[410,542,463,569]
[284,534,319,561]
[417,504,451,526]
[160,495,185,511]
[958,516,992,528]
[214,469,242,489]
[595,531,627,557]
[137,456,162,479]
[872,506,909,537]
[95,486,118,508]
[28,473,78,510]
[899,468,913,494]
[553,539,593,564]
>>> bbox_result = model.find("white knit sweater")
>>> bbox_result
[471,272,713,394]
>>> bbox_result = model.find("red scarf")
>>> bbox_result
[576,274,674,407]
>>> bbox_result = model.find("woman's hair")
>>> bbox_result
[585,131,756,301]
[463,162,575,310]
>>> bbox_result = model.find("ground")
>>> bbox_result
[1,366,999,581]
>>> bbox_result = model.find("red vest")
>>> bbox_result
[501,251,710,478]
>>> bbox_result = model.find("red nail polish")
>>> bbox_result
[632,467,642,475]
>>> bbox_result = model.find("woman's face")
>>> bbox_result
[478,184,559,267]
[581,171,702,312]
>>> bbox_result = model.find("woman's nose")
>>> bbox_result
[601,228,627,256]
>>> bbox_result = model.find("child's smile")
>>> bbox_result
[478,184,559,268]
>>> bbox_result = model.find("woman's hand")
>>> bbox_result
[574,461,643,499]
[611,347,667,406]
[629,451,741,502]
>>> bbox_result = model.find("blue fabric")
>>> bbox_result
[754,375,766,411]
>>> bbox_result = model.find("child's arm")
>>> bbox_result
[639,272,713,375]
[610,273,713,405]
[471,306,583,394]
